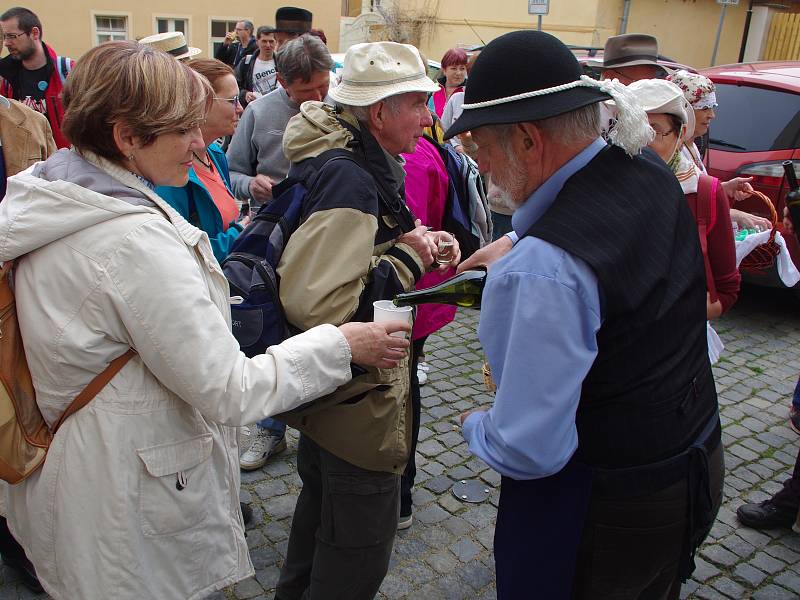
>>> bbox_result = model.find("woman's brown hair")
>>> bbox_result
[62,41,212,161]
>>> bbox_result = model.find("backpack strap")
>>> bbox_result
[57,56,71,84]
[696,174,718,302]
[51,349,136,433]
[307,146,416,234]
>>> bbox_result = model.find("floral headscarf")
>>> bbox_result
[667,70,717,109]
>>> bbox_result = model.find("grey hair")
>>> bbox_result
[336,94,404,124]
[490,103,602,151]
[239,20,254,33]
[275,34,333,85]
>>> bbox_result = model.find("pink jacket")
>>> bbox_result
[402,137,457,340]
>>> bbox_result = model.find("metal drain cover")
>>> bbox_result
[451,479,491,503]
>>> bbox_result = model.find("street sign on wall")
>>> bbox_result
[528,0,550,16]
[716,0,739,5]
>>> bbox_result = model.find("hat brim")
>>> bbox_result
[587,58,668,73]
[175,47,202,60]
[444,86,611,139]
[329,76,439,107]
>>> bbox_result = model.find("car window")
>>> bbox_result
[710,83,800,152]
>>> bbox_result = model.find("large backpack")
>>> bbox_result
[222,148,416,357]
[424,135,492,260]
[0,261,134,484]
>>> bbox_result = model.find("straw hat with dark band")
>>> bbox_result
[139,32,201,61]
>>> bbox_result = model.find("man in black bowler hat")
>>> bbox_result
[452,30,723,599]
[273,7,312,50]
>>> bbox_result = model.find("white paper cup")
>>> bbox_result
[373,300,413,337]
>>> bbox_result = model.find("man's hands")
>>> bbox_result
[456,235,513,274]
[339,321,410,369]
[249,175,275,203]
[244,91,259,104]
[784,207,795,235]
[397,219,461,274]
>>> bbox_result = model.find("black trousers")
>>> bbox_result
[275,434,400,600]
[494,443,724,600]
[770,443,800,512]
[400,336,426,516]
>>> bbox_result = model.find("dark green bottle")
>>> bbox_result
[393,270,486,309]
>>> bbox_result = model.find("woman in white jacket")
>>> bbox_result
[0,41,409,600]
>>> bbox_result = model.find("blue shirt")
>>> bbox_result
[462,137,606,480]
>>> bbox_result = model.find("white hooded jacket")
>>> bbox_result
[0,149,352,599]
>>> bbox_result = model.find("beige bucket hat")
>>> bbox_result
[329,42,438,107]
[139,32,201,61]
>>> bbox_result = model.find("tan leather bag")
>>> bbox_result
[0,261,135,484]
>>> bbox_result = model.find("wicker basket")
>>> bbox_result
[738,190,781,273]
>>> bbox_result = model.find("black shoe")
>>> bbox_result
[737,500,796,529]
[240,502,254,528]
[790,406,800,435]
[1,552,44,593]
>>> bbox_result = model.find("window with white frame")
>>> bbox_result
[156,17,188,35]
[210,19,241,59]
[95,15,128,45]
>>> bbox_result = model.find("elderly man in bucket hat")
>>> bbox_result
[273,41,458,600]
[452,30,723,599]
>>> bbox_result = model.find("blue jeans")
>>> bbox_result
[793,376,800,410]
[258,417,286,437]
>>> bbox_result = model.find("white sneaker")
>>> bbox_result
[417,365,428,386]
[238,425,252,453]
[239,429,287,471]
[419,361,430,372]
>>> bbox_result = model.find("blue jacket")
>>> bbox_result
[157,143,242,263]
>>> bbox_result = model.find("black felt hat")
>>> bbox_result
[444,30,612,139]
[275,7,313,33]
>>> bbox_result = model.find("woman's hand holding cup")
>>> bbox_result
[339,321,410,369]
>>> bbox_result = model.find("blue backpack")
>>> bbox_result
[423,135,492,260]
[222,148,415,357]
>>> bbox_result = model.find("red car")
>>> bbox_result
[701,61,800,291]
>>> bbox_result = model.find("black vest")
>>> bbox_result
[528,145,717,469]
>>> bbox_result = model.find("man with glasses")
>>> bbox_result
[215,19,256,68]
[0,7,74,148]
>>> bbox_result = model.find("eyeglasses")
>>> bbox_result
[213,96,241,107]
[652,129,676,139]
[2,31,28,40]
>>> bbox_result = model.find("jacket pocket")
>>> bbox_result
[136,433,213,537]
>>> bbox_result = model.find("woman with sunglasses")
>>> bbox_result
[158,59,249,263]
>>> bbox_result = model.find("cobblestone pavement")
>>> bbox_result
[1,284,798,600]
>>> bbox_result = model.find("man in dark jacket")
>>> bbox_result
[0,7,74,148]
[214,19,256,67]
[236,25,277,108]
[451,30,723,599]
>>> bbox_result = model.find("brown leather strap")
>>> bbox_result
[52,349,136,433]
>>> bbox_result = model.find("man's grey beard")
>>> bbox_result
[491,150,529,207]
